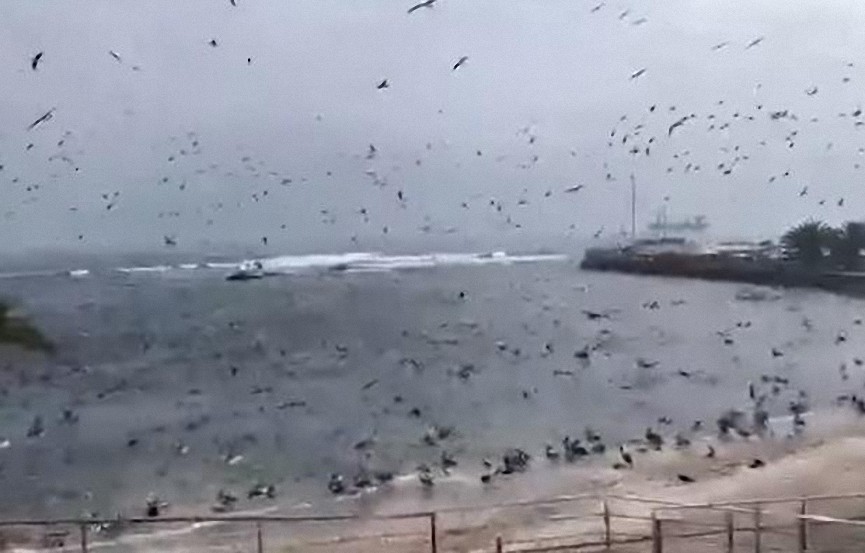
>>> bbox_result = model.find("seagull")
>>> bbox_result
[452,56,469,71]
[745,36,764,49]
[108,50,122,63]
[668,116,689,136]
[377,79,390,89]
[407,0,436,14]
[619,445,633,467]
[31,51,44,71]
[798,186,808,197]
[27,108,56,131]
[711,41,730,51]
[565,185,585,193]
[630,68,647,80]
[590,3,605,12]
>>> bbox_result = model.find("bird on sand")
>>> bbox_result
[377,79,390,89]
[678,473,696,483]
[619,445,633,467]
[31,51,44,70]
[27,108,55,131]
[407,0,436,14]
[452,56,469,71]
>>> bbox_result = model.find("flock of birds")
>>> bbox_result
[10,0,865,524]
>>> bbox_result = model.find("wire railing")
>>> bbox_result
[2,491,865,552]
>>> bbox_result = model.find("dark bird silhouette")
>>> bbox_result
[31,51,44,70]
[748,458,765,469]
[668,116,689,136]
[377,79,390,89]
[711,41,730,51]
[590,3,605,12]
[209,39,218,47]
[108,50,122,63]
[799,186,808,197]
[678,473,696,483]
[745,36,764,49]
[27,108,55,131]
[407,0,436,14]
[565,185,585,193]
[706,444,716,458]
[630,68,647,80]
[452,56,469,71]
[619,445,633,467]
[230,0,237,5]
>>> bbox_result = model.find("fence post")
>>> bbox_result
[430,512,438,553]
[726,511,735,553]
[651,511,663,553]
[798,500,807,553]
[256,521,264,553]
[495,534,503,553]
[753,506,762,553]
[603,500,611,549]
[79,523,89,553]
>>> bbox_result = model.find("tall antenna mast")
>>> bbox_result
[630,172,636,239]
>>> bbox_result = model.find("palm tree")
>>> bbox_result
[832,222,865,270]
[781,220,838,267]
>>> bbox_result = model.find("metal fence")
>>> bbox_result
[3,492,865,552]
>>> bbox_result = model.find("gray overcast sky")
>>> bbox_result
[3,0,865,255]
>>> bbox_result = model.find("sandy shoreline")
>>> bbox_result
[3,407,865,552]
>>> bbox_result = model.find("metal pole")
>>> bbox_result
[430,513,438,553]
[726,511,735,553]
[496,534,503,553]
[256,521,264,553]
[630,173,637,239]
[798,500,807,553]
[651,511,662,553]
[753,507,762,553]
[603,500,611,549]
[79,523,89,553]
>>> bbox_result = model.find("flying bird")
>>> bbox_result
[711,41,729,51]
[564,185,585,193]
[590,3,605,12]
[31,51,44,70]
[108,50,122,63]
[668,116,689,136]
[209,39,218,47]
[407,0,436,14]
[377,79,390,89]
[798,186,808,197]
[452,56,469,71]
[630,68,647,80]
[230,0,237,5]
[745,36,764,49]
[27,108,55,131]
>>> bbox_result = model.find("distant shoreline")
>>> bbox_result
[580,247,865,296]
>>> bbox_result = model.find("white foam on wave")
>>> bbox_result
[252,251,569,274]
[116,265,173,274]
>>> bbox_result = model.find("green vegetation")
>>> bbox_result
[0,302,54,353]
[782,219,865,270]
